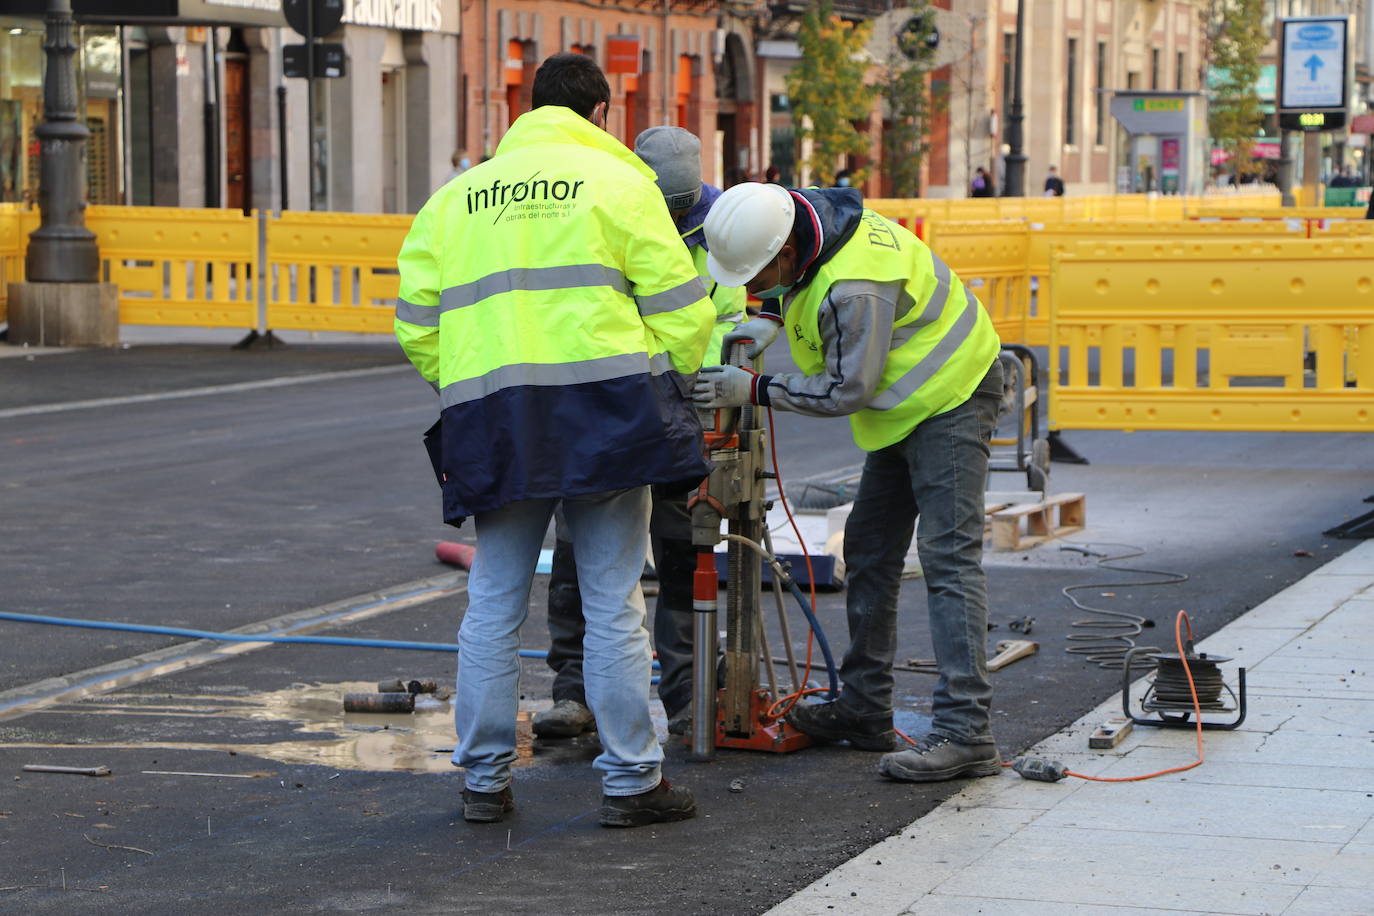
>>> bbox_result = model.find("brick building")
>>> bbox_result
[463,0,759,187]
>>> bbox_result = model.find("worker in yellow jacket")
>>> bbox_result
[534,125,747,741]
[395,53,713,828]
[694,182,1006,783]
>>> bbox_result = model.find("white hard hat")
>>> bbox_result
[703,183,795,287]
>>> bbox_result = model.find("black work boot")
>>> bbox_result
[599,778,696,828]
[532,699,596,738]
[878,734,1003,782]
[462,785,514,823]
[785,699,895,751]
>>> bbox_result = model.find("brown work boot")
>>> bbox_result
[599,778,696,828]
[462,785,514,823]
[785,699,895,751]
[878,734,1003,782]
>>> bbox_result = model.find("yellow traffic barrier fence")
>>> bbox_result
[0,197,1353,344]
[923,220,1032,345]
[265,211,411,334]
[1049,237,1374,432]
[88,205,259,329]
[1315,219,1374,237]
[0,203,24,325]
[921,217,1305,348]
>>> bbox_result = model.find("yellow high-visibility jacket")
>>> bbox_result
[395,106,715,523]
[754,189,1001,451]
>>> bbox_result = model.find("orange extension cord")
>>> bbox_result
[1056,608,1206,782]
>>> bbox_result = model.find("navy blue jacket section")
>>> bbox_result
[436,371,710,525]
[680,183,723,250]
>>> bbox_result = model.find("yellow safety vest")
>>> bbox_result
[783,209,1001,451]
[690,243,746,367]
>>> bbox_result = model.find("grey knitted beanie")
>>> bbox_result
[634,126,702,210]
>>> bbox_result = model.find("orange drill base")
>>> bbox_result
[689,689,815,753]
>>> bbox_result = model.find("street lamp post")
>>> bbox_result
[25,0,99,284]
[1001,0,1027,197]
[10,0,117,346]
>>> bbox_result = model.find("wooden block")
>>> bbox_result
[989,492,1086,550]
[1088,716,1134,750]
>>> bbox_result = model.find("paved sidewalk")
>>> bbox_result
[769,540,1374,916]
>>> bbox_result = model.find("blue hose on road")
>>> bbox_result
[785,579,840,700]
[0,610,535,655]
[0,610,660,672]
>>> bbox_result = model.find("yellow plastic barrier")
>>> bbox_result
[1049,237,1374,432]
[86,205,259,328]
[0,203,24,324]
[920,218,1305,348]
[1189,206,1367,221]
[923,220,1032,345]
[265,211,411,334]
[1316,219,1374,236]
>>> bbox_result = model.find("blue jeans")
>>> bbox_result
[546,491,696,718]
[454,486,662,796]
[839,361,1002,745]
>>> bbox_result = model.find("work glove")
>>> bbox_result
[720,314,783,363]
[692,365,759,408]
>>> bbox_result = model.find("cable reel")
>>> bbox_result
[1121,643,1247,731]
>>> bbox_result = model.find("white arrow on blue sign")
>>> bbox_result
[1280,18,1346,110]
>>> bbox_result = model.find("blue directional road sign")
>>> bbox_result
[1279,17,1347,112]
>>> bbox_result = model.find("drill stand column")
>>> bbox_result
[687,380,813,760]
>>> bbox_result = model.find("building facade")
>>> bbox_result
[921,0,1211,198]
[461,0,755,189]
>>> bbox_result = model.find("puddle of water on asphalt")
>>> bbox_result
[19,681,619,774]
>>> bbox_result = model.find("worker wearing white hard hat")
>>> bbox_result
[693,179,1006,783]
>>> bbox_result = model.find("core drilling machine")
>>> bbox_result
[685,345,837,761]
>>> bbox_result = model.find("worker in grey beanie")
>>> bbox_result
[531,127,746,742]
[634,126,703,214]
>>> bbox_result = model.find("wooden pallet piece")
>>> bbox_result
[989,492,1086,551]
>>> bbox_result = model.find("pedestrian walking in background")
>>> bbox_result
[970,167,994,198]
[394,52,714,828]
[693,181,1005,783]
[1043,165,1065,197]
[533,125,746,740]
[442,150,470,185]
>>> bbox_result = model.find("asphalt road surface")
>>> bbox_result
[1,338,1370,914]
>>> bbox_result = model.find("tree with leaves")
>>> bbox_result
[786,0,876,186]
[1203,0,1268,180]
[875,4,944,198]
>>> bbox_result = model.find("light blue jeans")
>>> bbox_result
[454,486,662,796]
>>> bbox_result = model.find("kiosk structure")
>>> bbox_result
[1109,91,1209,195]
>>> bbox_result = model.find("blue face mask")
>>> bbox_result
[459,157,472,170]
[837,176,851,187]
[753,257,792,301]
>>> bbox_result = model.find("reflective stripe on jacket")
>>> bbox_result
[394,106,715,523]
[767,207,1001,451]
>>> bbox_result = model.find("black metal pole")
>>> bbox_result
[1276,129,1295,207]
[1002,0,1027,198]
[306,1,316,211]
[277,85,289,211]
[204,29,220,208]
[25,0,98,283]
